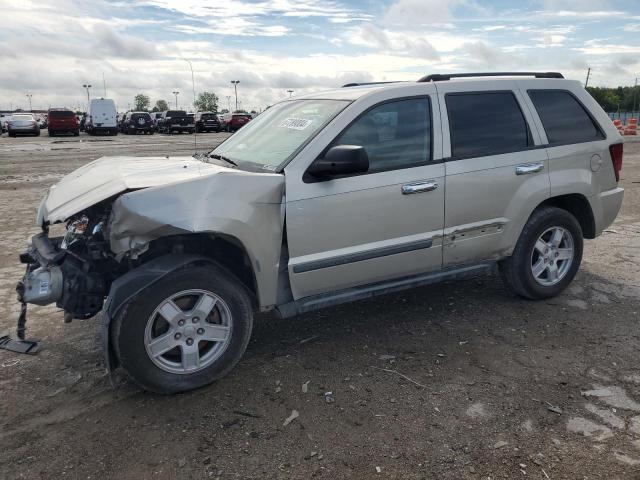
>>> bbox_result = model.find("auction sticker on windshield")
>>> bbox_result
[279,118,313,130]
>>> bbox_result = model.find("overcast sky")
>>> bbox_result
[1,0,639,112]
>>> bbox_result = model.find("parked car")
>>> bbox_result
[85,98,118,136]
[121,111,154,135]
[194,112,221,132]
[48,109,79,136]
[6,113,40,137]
[35,115,47,129]
[157,110,195,134]
[150,112,163,132]
[16,72,623,394]
[1,114,10,133]
[226,112,252,132]
[216,114,228,130]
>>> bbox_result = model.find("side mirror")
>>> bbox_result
[307,145,369,178]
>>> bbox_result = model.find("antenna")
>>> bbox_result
[183,59,197,155]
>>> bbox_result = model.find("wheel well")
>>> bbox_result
[140,233,259,305]
[537,194,595,239]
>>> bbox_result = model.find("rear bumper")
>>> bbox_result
[49,127,78,133]
[9,127,39,134]
[592,187,624,235]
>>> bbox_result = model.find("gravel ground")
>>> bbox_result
[1,131,640,480]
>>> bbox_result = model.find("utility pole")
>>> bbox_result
[230,80,240,111]
[26,94,33,112]
[82,84,92,105]
[584,68,591,88]
[172,91,180,109]
[226,96,231,111]
[183,59,196,112]
[287,89,294,98]
[633,77,638,120]
[102,72,107,97]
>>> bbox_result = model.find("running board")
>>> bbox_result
[276,263,496,318]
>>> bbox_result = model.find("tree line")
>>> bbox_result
[586,85,640,113]
[132,92,219,112]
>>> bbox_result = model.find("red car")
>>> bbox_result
[48,109,79,136]
[227,113,251,132]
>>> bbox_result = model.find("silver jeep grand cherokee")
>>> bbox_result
[17,72,624,393]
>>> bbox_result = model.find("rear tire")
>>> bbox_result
[112,264,253,394]
[500,206,583,300]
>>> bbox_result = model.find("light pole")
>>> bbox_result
[26,94,33,112]
[230,80,239,111]
[172,91,180,109]
[287,89,294,98]
[183,59,196,111]
[82,84,92,105]
[226,96,231,112]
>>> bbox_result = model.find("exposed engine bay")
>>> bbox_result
[21,202,119,320]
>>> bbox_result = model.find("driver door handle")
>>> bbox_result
[401,180,438,195]
[515,162,544,175]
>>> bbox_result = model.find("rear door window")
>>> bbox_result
[528,90,604,145]
[446,92,532,159]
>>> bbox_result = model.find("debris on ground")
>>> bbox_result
[283,410,299,427]
[546,403,563,415]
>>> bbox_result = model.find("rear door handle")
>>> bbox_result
[401,180,438,195]
[515,162,544,175]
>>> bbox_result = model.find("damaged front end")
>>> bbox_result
[20,203,119,322]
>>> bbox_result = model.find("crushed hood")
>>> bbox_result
[39,156,232,223]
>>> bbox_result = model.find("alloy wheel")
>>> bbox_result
[530,226,574,286]
[144,289,233,374]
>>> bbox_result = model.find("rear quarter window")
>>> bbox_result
[446,91,532,159]
[49,111,75,119]
[528,90,604,145]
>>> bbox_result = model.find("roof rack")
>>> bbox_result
[417,72,564,82]
[341,81,401,88]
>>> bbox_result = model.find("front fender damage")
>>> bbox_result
[107,170,286,307]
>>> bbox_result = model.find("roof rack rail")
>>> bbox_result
[341,81,401,88]
[417,72,564,82]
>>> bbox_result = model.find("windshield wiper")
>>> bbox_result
[208,153,238,167]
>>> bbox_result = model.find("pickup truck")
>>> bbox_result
[157,110,195,134]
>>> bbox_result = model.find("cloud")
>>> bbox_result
[0,0,638,112]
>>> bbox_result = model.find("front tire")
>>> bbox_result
[500,206,583,300]
[112,265,253,394]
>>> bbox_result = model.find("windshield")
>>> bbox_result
[13,114,34,120]
[210,99,349,169]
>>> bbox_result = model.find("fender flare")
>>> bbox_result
[101,253,215,374]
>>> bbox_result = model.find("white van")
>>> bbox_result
[86,98,118,136]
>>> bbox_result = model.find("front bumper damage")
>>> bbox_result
[0,234,63,355]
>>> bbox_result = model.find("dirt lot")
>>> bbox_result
[1,131,640,480]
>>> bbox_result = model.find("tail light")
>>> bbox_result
[609,143,623,182]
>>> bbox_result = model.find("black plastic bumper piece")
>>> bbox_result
[0,335,40,355]
[20,233,65,266]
